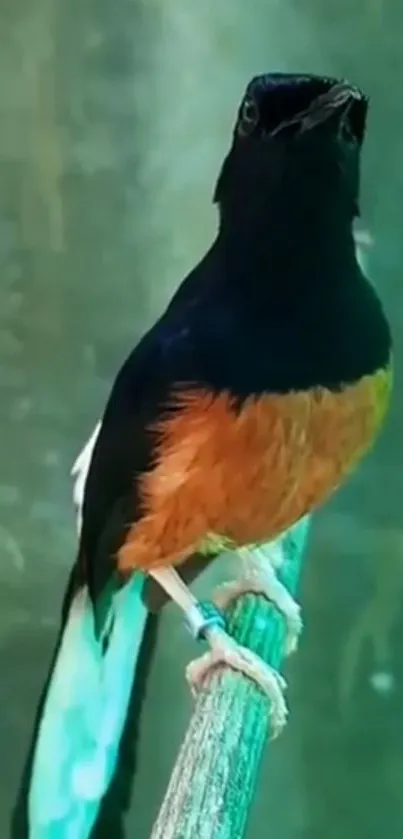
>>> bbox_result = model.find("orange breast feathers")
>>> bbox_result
[118,368,391,574]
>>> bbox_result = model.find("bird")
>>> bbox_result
[14,72,392,838]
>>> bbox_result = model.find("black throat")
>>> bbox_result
[200,152,392,394]
[217,214,359,315]
[215,137,360,313]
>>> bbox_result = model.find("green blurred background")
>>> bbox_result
[1,0,402,836]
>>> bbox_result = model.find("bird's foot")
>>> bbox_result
[213,549,303,657]
[186,626,288,738]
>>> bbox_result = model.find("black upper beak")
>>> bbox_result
[236,73,368,146]
[285,80,368,145]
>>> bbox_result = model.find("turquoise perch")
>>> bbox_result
[150,516,311,839]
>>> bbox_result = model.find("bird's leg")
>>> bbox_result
[212,543,302,656]
[148,566,288,737]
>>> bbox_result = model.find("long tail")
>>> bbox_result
[12,573,154,838]
[11,425,159,838]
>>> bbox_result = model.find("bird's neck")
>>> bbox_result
[216,204,358,309]
[217,183,357,312]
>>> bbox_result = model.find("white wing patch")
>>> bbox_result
[71,422,102,535]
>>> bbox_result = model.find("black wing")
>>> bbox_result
[77,253,225,634]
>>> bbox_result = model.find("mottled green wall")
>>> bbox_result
[0,1,402,837]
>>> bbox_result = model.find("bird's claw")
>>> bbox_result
[186,628,288,738]
[213,575,303,658]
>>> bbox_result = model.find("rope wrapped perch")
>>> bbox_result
[150,516,310,839]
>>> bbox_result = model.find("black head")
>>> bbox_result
[234,73,367,144]
[214,72,368,223]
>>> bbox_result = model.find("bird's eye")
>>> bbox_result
[237,97,259,136]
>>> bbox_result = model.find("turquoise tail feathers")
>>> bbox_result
[26,574,148,839]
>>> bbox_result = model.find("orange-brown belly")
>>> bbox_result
[118,369,391,572]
